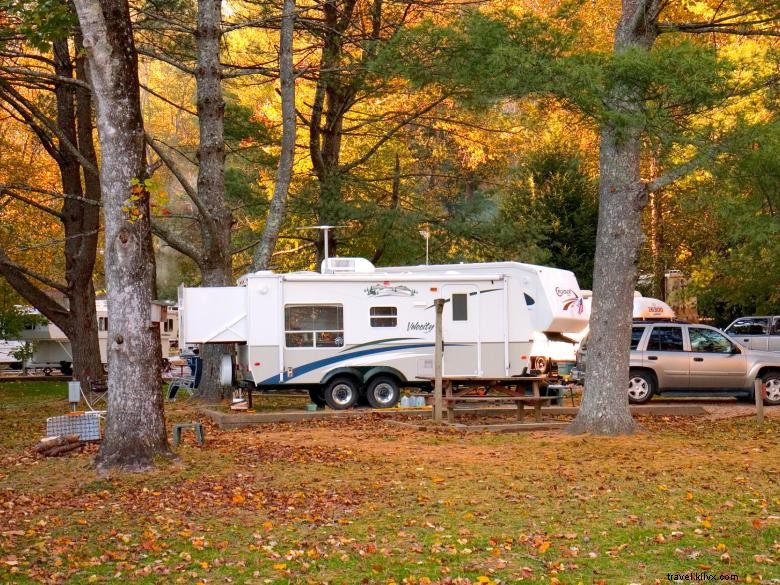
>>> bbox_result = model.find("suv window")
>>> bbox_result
[689,328,733,353]
[631,326,646,350]
[772,317,780,335]
[647,326,684,352]
[726,317,769,336]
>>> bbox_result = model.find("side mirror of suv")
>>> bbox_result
[730,345,741,354]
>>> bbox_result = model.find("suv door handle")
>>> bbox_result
[693,357,704,362]
[648,356,658,361]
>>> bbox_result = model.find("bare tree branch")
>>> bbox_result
[0,186,64,220]
[340,94,450,174]
[150,218,203,265]
[0,249,69,295]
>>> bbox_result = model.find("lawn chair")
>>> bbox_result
[83,379,108,412]
[167,355,202,400]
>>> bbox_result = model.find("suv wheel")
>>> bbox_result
[628,371,655,404]
[762,372,780,406]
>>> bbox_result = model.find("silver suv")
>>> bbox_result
[724,316,780,352]
[576,323,780,405]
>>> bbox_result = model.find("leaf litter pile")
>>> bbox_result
[0,382,778,584]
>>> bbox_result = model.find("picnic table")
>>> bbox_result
[435,376,557,424]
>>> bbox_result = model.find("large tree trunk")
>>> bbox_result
[252,0,296,271]
[54,38,104,387]
[74,0,170,471]
[0,38,104,389]
[192,0,234,402]
[568,0,658,436]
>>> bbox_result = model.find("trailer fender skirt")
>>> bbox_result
[362,366,406,384]
[320,367,364,388]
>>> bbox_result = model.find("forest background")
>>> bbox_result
[0,0,777,326]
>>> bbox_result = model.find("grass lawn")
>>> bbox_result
[0,381,777,584]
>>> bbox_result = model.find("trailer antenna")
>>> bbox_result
[295,225,350,272]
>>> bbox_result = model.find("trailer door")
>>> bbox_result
[442,285,480,376]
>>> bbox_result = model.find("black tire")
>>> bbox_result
[323,377,359,410]
[308,387,326,408]
[628,370,655,404]
[761,371,780,406]
[59,361,73,376]
[365,376,400,409]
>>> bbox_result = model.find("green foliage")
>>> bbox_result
[599,43,734,141]
[0,283,46,338]
[686,121,780,321]
[377,10,572,109]
[496,147,598,287]
[9,341,34,363]
[0,0,76,49]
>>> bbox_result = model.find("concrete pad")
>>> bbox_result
[385,419,568,433]
[202,407,431,429]
[202,402,708,429]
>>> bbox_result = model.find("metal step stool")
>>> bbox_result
[172,422,205,446]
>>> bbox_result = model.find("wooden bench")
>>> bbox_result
[446,395,558,422]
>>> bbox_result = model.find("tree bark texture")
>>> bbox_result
[252,0,296,271]
[569,0,659,436]
[73,0,170,471]
[192,0,234,402]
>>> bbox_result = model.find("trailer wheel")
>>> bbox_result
[42,367,53,376]
[365,376,400,409]
[308,388,326,408]
[324,377,359,410]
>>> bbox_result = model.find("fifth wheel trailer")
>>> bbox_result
[178,257,590,409]
[15,300,180,375]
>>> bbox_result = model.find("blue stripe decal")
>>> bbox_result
[259,343,437,385]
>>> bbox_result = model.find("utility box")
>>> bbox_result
[67,380,81,405]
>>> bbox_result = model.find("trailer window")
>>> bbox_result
[452,294,468,321]
[98,317,108,332]
[285,305,343,348]
[370,306,397,327]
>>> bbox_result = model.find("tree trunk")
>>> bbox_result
[192,0,234,402]
[252,0,296,271]
[308,0,359,265]
[0,39,104,390]
[54,38,104,388]
[568,0,659,436]
[74,0,171,471]
[194,266,233,402]
[648,189,665,300]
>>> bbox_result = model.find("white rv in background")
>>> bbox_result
[0,340,24,370]
[16,300,179,375]
[178,257,590,409]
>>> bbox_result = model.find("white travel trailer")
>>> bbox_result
[382,262,592,375]
[178,258,590,409]
[17,300,179,375]
[0,340,24,370]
